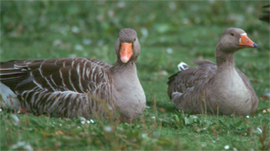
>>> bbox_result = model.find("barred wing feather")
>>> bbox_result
[0,58,114,117]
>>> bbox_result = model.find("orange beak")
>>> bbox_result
[239,33,258,48]
[120,42,133,63]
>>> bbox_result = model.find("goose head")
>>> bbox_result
[115,28,140,64]
[216,28,257,53]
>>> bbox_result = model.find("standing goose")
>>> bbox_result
[0,28,146,121]
[168,28,258,115]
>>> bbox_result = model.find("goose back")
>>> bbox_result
[0,58,116,117]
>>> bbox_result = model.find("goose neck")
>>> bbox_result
[216,48,236,70]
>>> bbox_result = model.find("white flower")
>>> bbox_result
[11,114,20,126]
[108,10,114,18]
[97,40,104,46]
[83,39,91,45]
[166,48,173,54]
[90,119,95,123]
[11,141,33,151]
[79,117,86,121]
[224,145,230,150]
[72,26,80,34]
[83,52,88,57]
[191,115,198,119]
[257,127,262,134]
[141,28,148,37]
[74,44,83,51]
[233,147,238,151]
[169,2,176,10]
[142,133,148,138]
[104,126,112,132]
[11,141,26,149]
[117,2,125,8]
[25,145,33,151]
[53,39,62,46]
[69,54,77,58]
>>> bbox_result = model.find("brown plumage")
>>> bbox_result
[259,5,270,23]
[0,28,146,121]
[168,28,259,115]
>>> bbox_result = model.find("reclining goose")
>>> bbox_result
[0,28,146,121]
[168,28,258,115]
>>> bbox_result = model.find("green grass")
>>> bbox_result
[1,1,270,150]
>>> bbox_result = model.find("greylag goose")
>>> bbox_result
[0,28,146,121]
[167,28,258,115]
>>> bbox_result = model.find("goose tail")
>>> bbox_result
[177,62,189,71]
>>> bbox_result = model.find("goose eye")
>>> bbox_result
[231,33,235,36]
[134,38,136,42]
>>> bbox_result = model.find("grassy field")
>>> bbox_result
[1,1,270,150]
